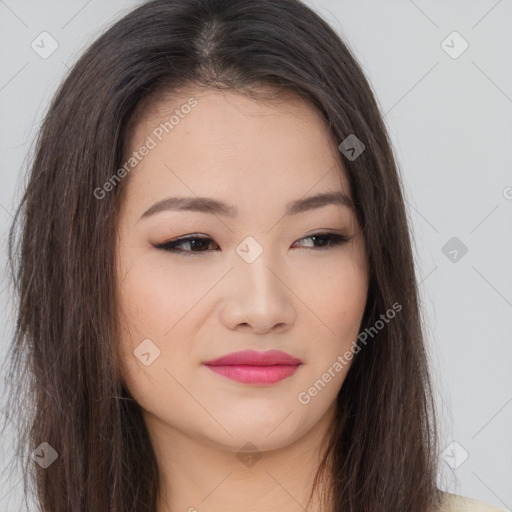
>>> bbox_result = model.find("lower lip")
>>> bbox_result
[204,364,301,384]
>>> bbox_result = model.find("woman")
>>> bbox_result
[4,0,504,511]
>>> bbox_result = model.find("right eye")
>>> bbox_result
[154,235,219,256]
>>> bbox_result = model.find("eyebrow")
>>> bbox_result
[139,191,353,221]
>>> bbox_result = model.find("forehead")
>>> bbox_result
[122,87,352,212]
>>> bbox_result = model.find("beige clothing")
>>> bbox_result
[440,491,507,512]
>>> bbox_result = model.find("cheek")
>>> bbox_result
[116,255,196,411]
[323,263,367,336]
[290,248,368,391]
[115,253,185,389]
[292,250,367,335]
[119,270,174,336]
[116,251,224,400]
[117,251,210,340]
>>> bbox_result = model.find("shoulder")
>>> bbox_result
[438,491,507,512]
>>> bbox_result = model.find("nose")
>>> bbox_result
[218,248,296,335]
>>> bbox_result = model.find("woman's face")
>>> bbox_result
[116,87,368,453]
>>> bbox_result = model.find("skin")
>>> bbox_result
[115,86,369,512]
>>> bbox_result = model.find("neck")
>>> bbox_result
[149,406,335,512]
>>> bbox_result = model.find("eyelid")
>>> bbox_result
[159,228,349,242]
[153,230,352,256]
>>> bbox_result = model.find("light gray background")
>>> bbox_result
[1,1,511,510]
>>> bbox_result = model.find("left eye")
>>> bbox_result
[155,232,351,256]
[292,233,351,249]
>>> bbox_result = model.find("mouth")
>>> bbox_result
[203,349,302,385]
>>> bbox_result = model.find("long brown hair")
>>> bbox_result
[4,0,441,510]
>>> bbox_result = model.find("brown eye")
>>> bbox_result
[155,235,219,256]
[291,233,351,249]
[155,232,352,257]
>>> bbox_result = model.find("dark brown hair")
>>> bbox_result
[4,0,441,510]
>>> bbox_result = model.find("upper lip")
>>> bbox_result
[203,349,302,366]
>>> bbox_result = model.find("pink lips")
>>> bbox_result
[203,349,302,385]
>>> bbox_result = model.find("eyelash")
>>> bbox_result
[154,232,352,257]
